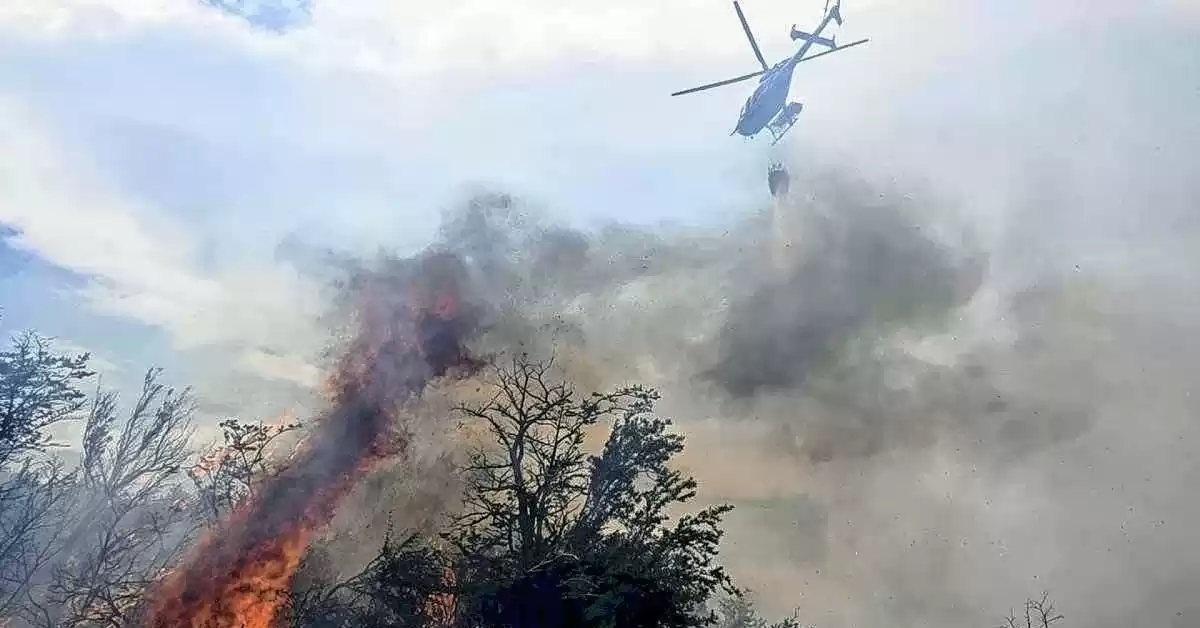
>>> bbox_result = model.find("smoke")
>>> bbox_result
[189,130,1196,628]
[311,138,1192,628]
[157,5,1195,625]
[703,171,984,399]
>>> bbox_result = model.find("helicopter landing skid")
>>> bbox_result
[767,102,804,145]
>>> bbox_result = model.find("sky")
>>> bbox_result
[0,0,1197,427]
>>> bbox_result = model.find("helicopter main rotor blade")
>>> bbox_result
[670,70,765,96]
[733,1,769,71]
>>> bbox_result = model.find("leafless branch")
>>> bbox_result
[0,459,76,618]
[34,369,196,628]
[998,592,1065,628]
[187,416,302,522]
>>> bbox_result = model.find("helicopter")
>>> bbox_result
[671,0,868,145]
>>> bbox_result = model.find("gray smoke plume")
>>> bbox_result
[262,5,1199,624]
[316,141,1193,628]
[703,171,985,399]
[271,17,1200,616]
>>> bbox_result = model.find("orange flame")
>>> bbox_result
[144,251,480,628]
[425,565,457,627]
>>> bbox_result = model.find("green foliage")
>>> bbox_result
[0,330,92,466]
[287,528,449,628]
[713,594,806,628]
[0,329,90,618]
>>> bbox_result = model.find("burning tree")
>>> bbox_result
[142,250,483,628]
[283,354,737,628]
[188,417,303,523]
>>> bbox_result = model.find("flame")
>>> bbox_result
[145,251,481,628]
[187,412,299,481]
[425,564,457,627]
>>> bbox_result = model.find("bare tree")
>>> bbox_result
[0,459,76,619]
[28,369,196,628]
[450,354,620,567]
[998,593,1065,628]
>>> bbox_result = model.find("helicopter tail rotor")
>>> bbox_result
[825,0,843,25]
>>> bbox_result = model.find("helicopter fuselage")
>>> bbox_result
[672,0,864,143]
[734,59,798,137]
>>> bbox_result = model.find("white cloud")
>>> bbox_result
[1,0,1188,87]
[235,347,320,389]
[0,101,215,304]
[0,0,220,41]
[47,338,122,375]
[0,98,325,384]
[0,0,949,80]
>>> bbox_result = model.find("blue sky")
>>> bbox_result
[0,0,1196,429]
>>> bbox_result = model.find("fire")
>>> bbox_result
[424,565,457,627]
[145,251,481,628]
[188,412,299,479]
